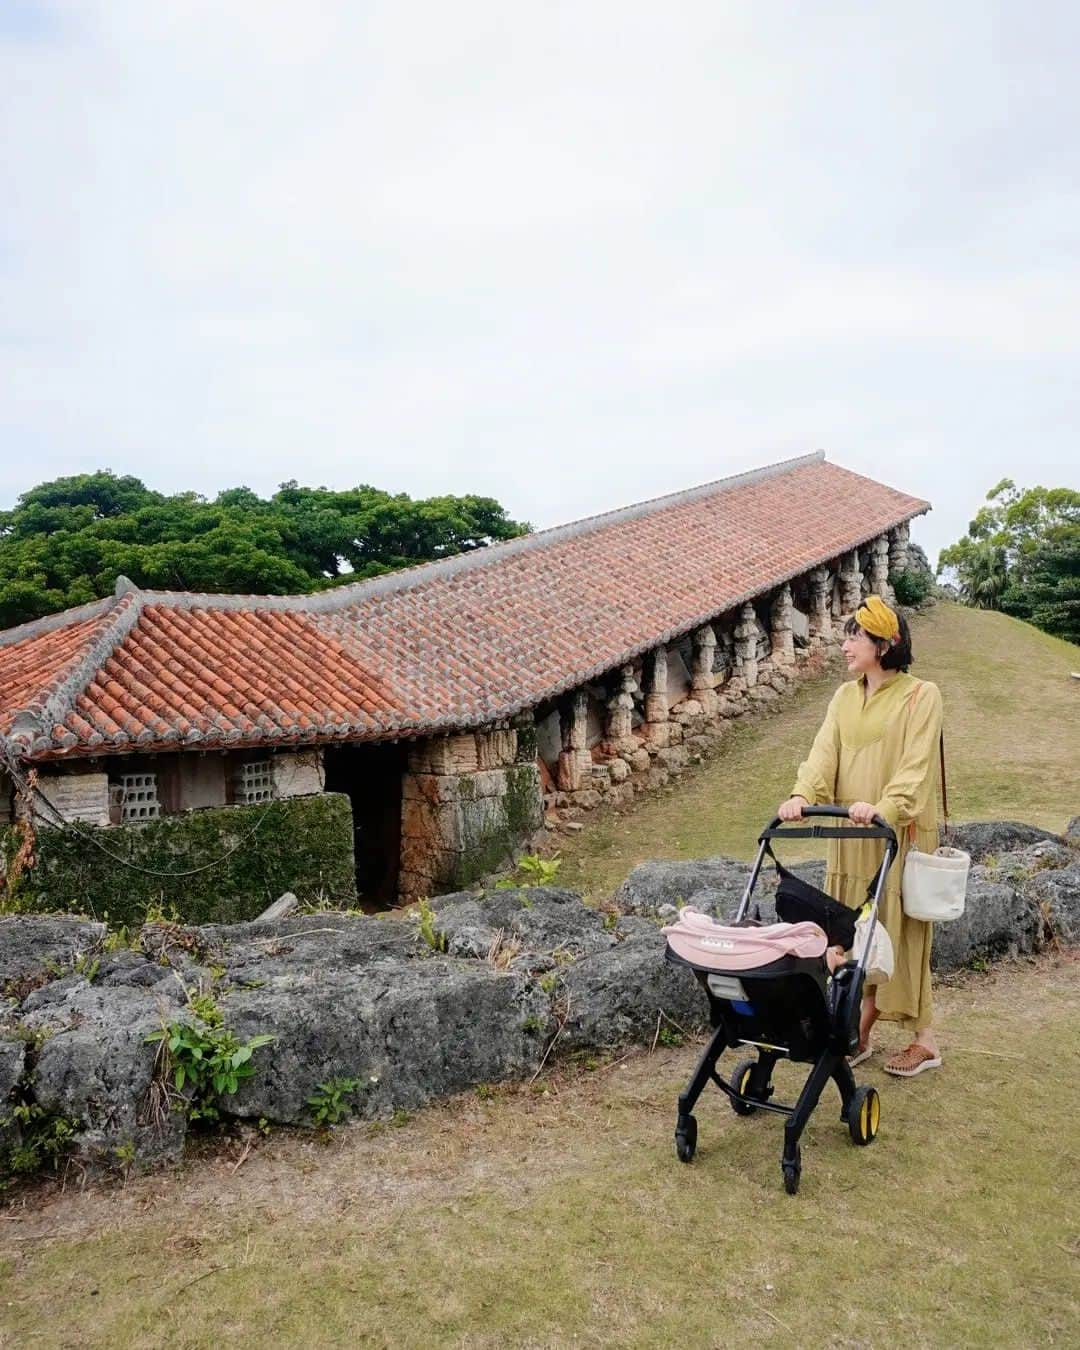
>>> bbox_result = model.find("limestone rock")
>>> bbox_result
[941,820,1062,861]
[223,959,549,1124]
[615,857,750,917]
[0,1036,27,1158]
[434,888,616,963]
[559,930,709,1051]
[930,868,1039,971]
[1026,865,1080,946]
[28,983,190,1167]
[0,916,106,994]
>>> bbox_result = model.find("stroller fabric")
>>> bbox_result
[772,856,858,950]
[662,908,828,972]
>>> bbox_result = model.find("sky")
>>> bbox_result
[2,2,1078,567]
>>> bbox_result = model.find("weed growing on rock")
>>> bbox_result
[146,996,273,1125]
[413,897,446,952]
[306,1076,364,1127]
[495,853,562,890]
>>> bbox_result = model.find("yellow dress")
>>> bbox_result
[791,672,943,1032]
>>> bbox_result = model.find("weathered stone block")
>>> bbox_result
[31,771,110,826]
[272,749,324,799]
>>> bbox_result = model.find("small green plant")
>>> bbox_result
[102,927,130,953]
[142,899,182,926]
[111,1139,137,1176]
[475,1083,497,1101]
[521,1016,546,1034]
[658,1025,685,1048]
[146,996,273,1124]
[257,1116,272,1137]
[73,954,100,983]
[968,953,992,973]
[391,1108,411,1128]
[496,853,563,890]
[538,972,561,996]
[602,911,619,931]
[306,1076,362,1127]
[1,1100,80,1184]
[413,897,446,952]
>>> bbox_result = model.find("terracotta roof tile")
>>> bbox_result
[0,455,928,760]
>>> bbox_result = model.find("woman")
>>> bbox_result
[777,594,943,1077]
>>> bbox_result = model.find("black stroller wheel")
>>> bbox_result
[729,1057,759,1116]
[782,1144,802,1195]
[848,1085,881,1146]
[675,1113,697,1163]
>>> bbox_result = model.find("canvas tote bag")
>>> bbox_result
[901,686,970,922]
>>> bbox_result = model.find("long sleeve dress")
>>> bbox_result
[790,671,943,1032]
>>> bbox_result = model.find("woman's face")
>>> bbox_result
[842,625,884,676]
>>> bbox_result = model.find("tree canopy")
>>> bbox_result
[938,479,1079,644]
[0,471,530,629]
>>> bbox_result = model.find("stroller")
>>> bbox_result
[663,805,898,1194]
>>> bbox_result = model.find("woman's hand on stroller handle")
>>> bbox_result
[778,795,808,821]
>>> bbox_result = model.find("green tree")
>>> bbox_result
[1001,537,1080,645]
[939,479,1079,638]
[0,471,529,629]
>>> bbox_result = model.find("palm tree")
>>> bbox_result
[958,541,1009,610]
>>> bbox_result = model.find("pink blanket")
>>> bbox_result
[663,908,829,972]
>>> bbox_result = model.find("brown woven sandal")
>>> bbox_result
[883,1043,942,1077]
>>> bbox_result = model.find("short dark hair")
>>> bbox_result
[843,613,913,672]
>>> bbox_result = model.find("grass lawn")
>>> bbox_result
[2,602,1077,1348]
[556,602,1080,901]
[2,957,1077,1348]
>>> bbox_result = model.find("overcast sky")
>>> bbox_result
[2,2,1078,566]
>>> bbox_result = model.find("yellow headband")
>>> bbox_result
[856,595,900,642]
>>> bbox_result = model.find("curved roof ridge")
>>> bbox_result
[3,591,146,751]
[31,451,830,621]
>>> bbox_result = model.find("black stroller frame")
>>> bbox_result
[667,805,898,1194]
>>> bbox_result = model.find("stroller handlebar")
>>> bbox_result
[761,804,898,848]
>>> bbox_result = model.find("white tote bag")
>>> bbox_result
[902,846,970,922]
[898,692,969,923]
[853,912,894,984]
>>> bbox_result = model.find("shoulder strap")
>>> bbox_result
[939,731,949,833]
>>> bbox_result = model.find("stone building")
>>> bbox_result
[0,452,926,903]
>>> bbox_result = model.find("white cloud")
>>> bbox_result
[1,1,1078,568]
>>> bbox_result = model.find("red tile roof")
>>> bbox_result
[0,453,928,761]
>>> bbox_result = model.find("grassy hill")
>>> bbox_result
[557,601,1080,900]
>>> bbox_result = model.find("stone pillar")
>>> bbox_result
[734,603,759,688]
[769,585,795,667]
[808,566,833,643]
[839,550,863,618]
[604,665,638,752]
[868,535,892,601]
[691,625,718,715]
[889,522,910,577]
[557,690,590,791]
[643,646,670,748]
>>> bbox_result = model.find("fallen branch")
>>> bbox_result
[530,992,571,1083]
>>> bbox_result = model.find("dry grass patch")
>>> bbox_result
[2,957,1078,1349]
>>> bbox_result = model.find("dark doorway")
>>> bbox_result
[323,742,408,907]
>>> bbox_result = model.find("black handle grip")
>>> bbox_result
[763,803,898,847]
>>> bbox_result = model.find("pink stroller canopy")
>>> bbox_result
[663,908,829,972]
